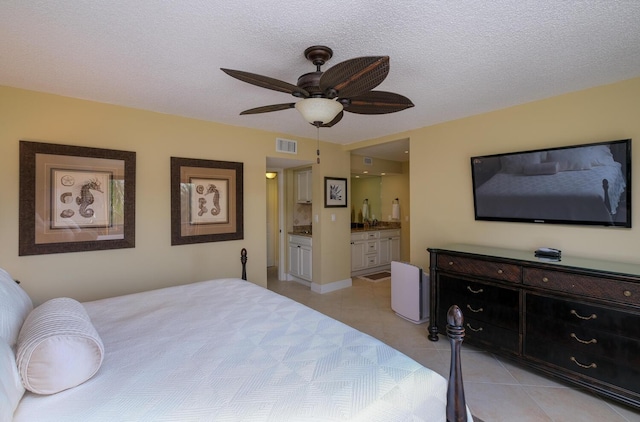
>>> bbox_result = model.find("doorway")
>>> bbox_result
[266,157,313,283]
[266,173,278,267]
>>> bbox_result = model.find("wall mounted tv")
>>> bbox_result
[471,139,631,227]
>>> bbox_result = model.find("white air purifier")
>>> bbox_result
[391,261,429,324]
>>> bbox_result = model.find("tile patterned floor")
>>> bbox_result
[267,268,640,421]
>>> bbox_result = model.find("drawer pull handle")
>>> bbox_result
[624,290,632,297]
[570,333,597,345]
[570,310,597,320]
[497,269,503,274]
[542,277,549,282]
[466,286,484,294]
[466,304,484,313]
[466,323,483,332]
[570,356,597,369]
[448,261,454,266]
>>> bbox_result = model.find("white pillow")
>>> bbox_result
[0,341,25,422]
[500,152,543,174]
[0,268,33,347]
[547,145,615,171]
[16,298,104,395]
[546,148,591,171]
[583,145,616,166]
[523,161,559,175]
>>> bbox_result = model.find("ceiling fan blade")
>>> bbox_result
[343,91,414,115]
[319,56,389,99]
[221,68,309,98]
[312,111,344,128]
[240,103,295,115]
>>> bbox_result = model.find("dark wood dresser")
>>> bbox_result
[428,244,640,409]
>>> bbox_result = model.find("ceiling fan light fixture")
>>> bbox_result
[295,98,343,125]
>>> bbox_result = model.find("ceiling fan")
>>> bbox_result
[221,45,414,128]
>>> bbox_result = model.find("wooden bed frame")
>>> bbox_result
[239,248,469,422]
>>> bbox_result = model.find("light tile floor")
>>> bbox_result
[267,268,640,422]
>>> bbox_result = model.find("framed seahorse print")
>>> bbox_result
[170,157,243,245]
[19,141,136,256]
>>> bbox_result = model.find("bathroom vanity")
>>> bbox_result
[351,228,400,276]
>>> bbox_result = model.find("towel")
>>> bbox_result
[392,203,400,220]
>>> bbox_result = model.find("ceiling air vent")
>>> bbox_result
[276,138,297,154]
[363,156,373,166]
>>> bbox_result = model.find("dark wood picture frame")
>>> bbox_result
[324,177,348,208]
[19,140,136,256]
[171,157,243,245]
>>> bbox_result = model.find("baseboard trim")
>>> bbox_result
[311,278,352,294]
[285,273,311,287]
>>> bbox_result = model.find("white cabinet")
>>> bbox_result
[379,237,391,265]
[295,169,312,203]
[351,240,367,272]
[378,230,401,265]
[289,235,312,281]
[351,229,401,276]
[390,236,401,261]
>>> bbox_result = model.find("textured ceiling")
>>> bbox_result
[2,1,640,147]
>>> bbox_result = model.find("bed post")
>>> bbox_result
[446,305,467,422]
[240,248,247,280]
[602,179,612,214]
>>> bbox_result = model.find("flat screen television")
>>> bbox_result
[471,139,631,227]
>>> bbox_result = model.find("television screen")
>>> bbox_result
[471,139,631,227]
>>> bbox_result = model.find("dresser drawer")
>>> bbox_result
[525,293,640,339]
[525,328,640,396]
[365,254,378,266]
[351,231,380,241]
[438,254,521,283]
[525,313,640,369]
[439,315,519,354]
[524,268,640,306]
[439,275,519,330]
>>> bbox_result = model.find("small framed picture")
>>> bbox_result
[324,177,348,208]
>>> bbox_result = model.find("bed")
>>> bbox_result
[1,250,472,421]
[473,144,627,224]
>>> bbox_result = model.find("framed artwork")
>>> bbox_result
[324,177,348,208]
[19,140,136,256]
[171,157,243,245]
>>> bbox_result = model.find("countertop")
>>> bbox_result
[288,231,312,237]
[350,227,400,232]
[350,224,401,232]
[289,226,401,237]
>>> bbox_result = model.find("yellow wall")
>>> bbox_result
[0,86,351,304]
[4,77,639,304]
[312,143,352,287]
[408,77,640,269]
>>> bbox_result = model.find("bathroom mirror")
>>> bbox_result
[351,176,382,224]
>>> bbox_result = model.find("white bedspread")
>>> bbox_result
[14,278,468,421]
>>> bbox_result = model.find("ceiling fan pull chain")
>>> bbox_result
[316,125,320,164]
